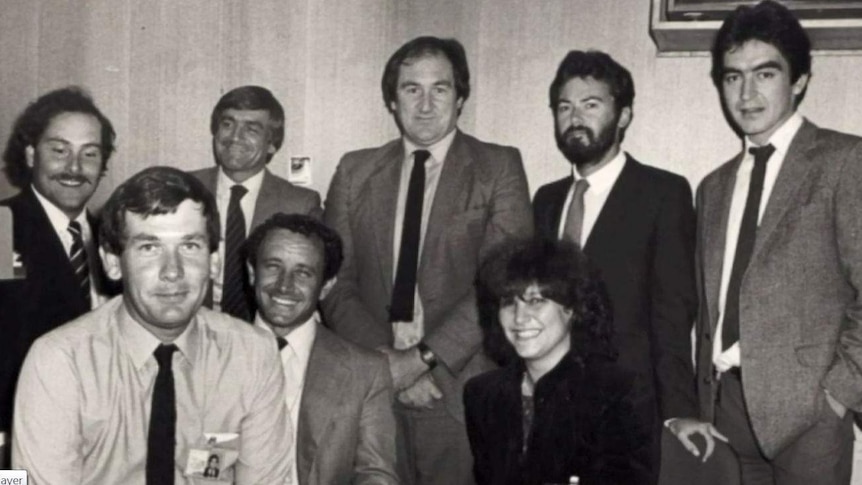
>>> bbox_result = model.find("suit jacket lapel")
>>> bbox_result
[297,327,350,484]
[367,143,403,293]
[583,156,636,253]
[251,169,278,229]
[420,131,471,278]
[543,176,573,239]
[750,121,819,261]
[701,161,738,330]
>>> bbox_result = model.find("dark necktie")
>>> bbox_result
[147,344,178,485]
[389,149,430,322]
[722,144,775,350]
[222,185,252,321]
[562,179,590,247]
[67,220,91,306]
[276,336,288,351]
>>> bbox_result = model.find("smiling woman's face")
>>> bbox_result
[498,283,573,371]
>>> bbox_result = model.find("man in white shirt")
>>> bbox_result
[532,50,698,483]
[246,213,398,485]
[190,85,322,322]
[0,87,116,461]
[669,2,862,483]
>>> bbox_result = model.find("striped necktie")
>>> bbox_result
[67,220,91,306]
[222,185,252,321]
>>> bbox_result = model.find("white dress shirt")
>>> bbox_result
[390,129,457,349]
[213,167,265,309]
[712,112,804,371]
[254,312,319,485]
[555,150,627,247]
[31,185,104,308]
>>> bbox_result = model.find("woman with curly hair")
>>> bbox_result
[464,239,654,485]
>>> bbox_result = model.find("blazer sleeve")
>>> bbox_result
[322,154,391,346]
[821,139,862,409]
[423,147,534,374]
[353,354,399,485]
[463,377,492,485]
[648,175,699,420]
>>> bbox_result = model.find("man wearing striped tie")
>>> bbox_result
[0,87,116,464]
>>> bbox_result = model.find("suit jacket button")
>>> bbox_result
[704,333,711,342]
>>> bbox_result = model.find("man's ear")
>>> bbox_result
[319,277,337,301]
[247,261,255,286]
[100,247,122,281]
[210,252,220,281]
[617,106,632,131]
[25,146,35,169]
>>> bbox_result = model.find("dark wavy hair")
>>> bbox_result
[477,239,616,367]
[3,86,116,188]
[99,166,219,254]
[711,0,811,104]
[245,213,343,282]
[381,36,471,113]
[210,85,285,162]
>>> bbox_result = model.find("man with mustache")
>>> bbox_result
[190,85,322,323]
[12,167,292,484]
[533,50,698,482]
[0,87,116,463]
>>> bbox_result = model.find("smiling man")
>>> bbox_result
[668,2,862,484]
[12,167,292,484]
[0,87,116,459]
[533,50,698,483]
[323,36,533,485]
[190,85,322,322]
[247,213,398,485]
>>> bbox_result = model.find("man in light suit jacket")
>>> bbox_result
[247,213,398,485]
[532,50,698,483]
[669,2,862,483]
[0,87,116,462]
[190,85,321,322]
[323,36,533,485]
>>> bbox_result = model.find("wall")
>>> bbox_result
[2,0,861,207]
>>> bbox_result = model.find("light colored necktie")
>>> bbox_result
[67,220,91,305]
[562,179,590,247]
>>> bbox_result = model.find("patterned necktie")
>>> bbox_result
[67,220,91,306]
[389,149,430,322]
[147,344,178,485]
[562,179,590,247]
[222,185,252,321]
[722,144,775,350]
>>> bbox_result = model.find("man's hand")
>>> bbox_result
[378,346,429,391]
[397,373,443,409]
[667,418,729,462]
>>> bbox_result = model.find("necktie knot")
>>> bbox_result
[230,184,248,201]
[573,178,590,197]
[154,344,178,368]
[276,336,288,351]
[414,149,431,165]
[748,144,775,166]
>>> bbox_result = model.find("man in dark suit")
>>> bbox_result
[532,50,698,481]
[247,213,398,485]
[669,2,862,484]
[323,36,533,485]
[0,87,116,458]
[190,85,321,323]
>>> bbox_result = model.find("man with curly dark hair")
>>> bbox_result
[465,239,653,485]
[0,86,116,458]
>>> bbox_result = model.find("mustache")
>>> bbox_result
[564,125,593,140]
[50,173,91,184]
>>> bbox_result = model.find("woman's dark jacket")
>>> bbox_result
[464,353,654,485]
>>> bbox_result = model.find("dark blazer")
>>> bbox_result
[464,355,654,485]
[322,130,534,421]
[533,156,698,420]
[0,189,102,431]
[695,120,862,457]
[297,325,398,485]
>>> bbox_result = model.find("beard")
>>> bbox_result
[555,116,619,170]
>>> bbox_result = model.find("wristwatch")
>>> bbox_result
[416,342,438,370]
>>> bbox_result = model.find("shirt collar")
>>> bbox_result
[744,112,803,157]
[253,311,319,364]
[217,165,266,195]
[31,185,88,234]
[117,298,200,370]
[402,128,458,165]
[571,149,627,196]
